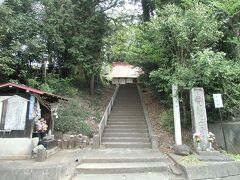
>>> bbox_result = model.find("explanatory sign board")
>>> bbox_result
[213,94,223,108]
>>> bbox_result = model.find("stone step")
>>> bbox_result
[101,142,152,149]
[114,104,142,107]
[110,113,144,116]
[114,103,141,106]
[107,121,146,123]
[104,129,148,133]
[111,110,143,113]
[113,105,142,108]
[108,116,145,119]
[112,109,142,111]
[103,132,149,138]
[107,122,147,125]
[79,149,168,162]
[109,115,145,119]
[72,172,169,180]
[102,137,150,143]
[112,106,142,109]
[106,125,148,129]
[107,119,146,123]
[75,162,168,174]
[81,156,165,163]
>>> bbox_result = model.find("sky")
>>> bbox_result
[105,1,142,24]
[0,0,4,4]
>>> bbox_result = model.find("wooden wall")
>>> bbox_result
[0,94,32,138]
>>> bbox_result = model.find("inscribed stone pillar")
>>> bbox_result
[190,88,209,151]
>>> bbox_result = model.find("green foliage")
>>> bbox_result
[159,109,174,133]
[0,0,109,93]
[182,155,199,163]
[55,98,92,137]
[114,1,240,118]
[228,154,240,161]
[189,49,240,113]
[42,0,107,81]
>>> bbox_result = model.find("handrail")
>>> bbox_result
[137,84,159,150]
[93,84,119,148]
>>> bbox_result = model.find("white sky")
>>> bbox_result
[0,0,4,4]
[105,1,142,21]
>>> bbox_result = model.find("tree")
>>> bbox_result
[0,0,45,82]
[112,1,240,121]
[42,0,108,94]
[0,0,109,94]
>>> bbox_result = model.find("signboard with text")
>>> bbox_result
[213,94,223,108]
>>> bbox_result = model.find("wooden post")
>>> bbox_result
[172,84,182,145]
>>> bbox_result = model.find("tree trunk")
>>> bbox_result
[90,74,95,95]
[142,0,151,22]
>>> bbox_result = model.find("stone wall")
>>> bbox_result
[0,138,39,159]
[208,122,240,153]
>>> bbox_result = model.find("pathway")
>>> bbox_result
[72,84,184,180]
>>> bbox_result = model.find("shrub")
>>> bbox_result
[55,98,93,137]
[159,109,174,133]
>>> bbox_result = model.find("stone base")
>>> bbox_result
[195,150,234,161]
[0,138,39,160]
[168,153,240,180]
[196,150,220,156]
[39,139,57,150]
[197,154,234,162]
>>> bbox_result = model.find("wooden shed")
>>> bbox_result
[111,62,143,85]
[0,83,67,159]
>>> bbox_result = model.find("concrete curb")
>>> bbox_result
[137,85,158,151]
[168,153,240,180]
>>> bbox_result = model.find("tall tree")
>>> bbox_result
[0,0,45,82]
[42,0,108,94]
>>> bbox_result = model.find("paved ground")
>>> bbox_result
[0,148,179,180]
[72,172,169,180]
[0,149,82,180]
[2,147,240,180]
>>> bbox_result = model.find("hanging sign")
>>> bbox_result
[28,95,35,120]
[213,94,223,108]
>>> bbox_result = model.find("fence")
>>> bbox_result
[92,85,119,148]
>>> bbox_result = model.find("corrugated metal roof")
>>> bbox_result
[0,82,67,101]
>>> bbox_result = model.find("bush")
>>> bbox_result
[27,75,79,97]
[159,109,174,133]
[55,98,93,137]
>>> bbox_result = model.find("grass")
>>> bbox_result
[181,155,200,164]
[227,154,240,161]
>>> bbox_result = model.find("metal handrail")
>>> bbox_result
[97,85,119,145]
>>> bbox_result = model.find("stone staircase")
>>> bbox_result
[72,84,176,180]
[101,84,151,149]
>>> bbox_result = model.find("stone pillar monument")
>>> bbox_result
[190,88,209,151]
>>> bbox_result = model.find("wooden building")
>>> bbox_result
[0,83,67,159]
[111,62,143,85]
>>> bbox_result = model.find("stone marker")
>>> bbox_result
[92,134,100,149]
[57,139,62,149]
[68,135,75,149]
[34,145,47,162]
[82,136,88,148]
[36,148,47,161]
[190,88,209,151]
[62,140,68,149]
